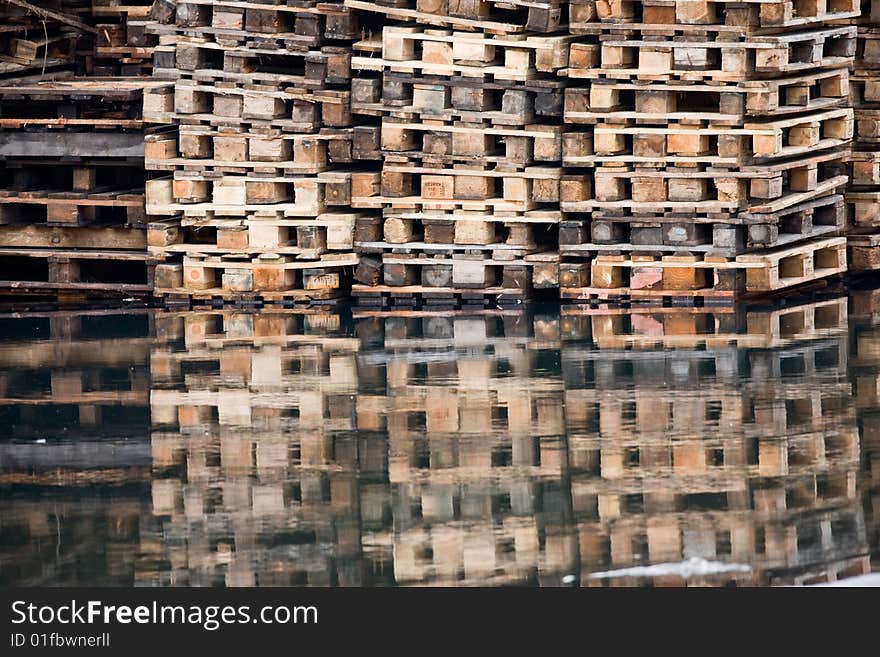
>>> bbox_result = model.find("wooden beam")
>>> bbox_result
[2,0,97,34]
[0,132,144,158]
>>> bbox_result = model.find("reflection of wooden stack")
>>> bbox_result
[143,309,394,586]
[0,308,152,586]
[559,1,855,304]
[144,2,364,305]
[562,296,869,585]
[348,4,566,308]
[355,310,577,585]
[849,285,880,558]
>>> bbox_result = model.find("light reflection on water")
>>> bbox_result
[1,288,879,587]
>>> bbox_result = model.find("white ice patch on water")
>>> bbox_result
[808,574,880,587]
[588,557,752,579]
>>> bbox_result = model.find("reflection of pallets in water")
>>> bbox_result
[564,68,850,123]
[560,296,848,349]
[562,26,857,82]
[351,284,545,308]
[568,0,860,33]
[560,194,847,256]
[559,236,848,304]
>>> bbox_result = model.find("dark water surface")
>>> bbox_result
[1,288,879,587]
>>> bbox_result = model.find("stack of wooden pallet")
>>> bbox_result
[0,0,94,80]
[87,0,157,75]
[848,0,880,273]
[142,1,366,306]
[558,0,856,305]
[346,2,567,308]
[0,79,168,298]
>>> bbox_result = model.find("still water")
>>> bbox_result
[1,288,879,587]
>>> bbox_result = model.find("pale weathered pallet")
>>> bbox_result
[562,107,853,165]
[146,211,359,255]
[568,0,860,33]
[565,68,850,123]
[145,128,353,175]
[145,171,355,217]
[154,252,358,296]
[351,26,575,81]
[562,149,849,213]
[563,25,857,82]
[558,236,847,301]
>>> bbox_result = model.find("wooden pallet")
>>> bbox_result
[143,76,351,132]
[562,149,849,214]
[145,171,355,217]
[375,160,566,205]
[563,108,854,165]
[145,127,352,175]
[563,25,857,82]
[351,26,575,82]
[343,0,565,34]
[379,115,564,164]
[560,194,846,255]
[147,211,360,256]
[148,0,359,46]
[352,72,566,123]
[0,246,158,295]
[353,251,559,289]
[568,0,860,33]
[559,236,847,303]
[564,68,850,123]
[154,252,358,296]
